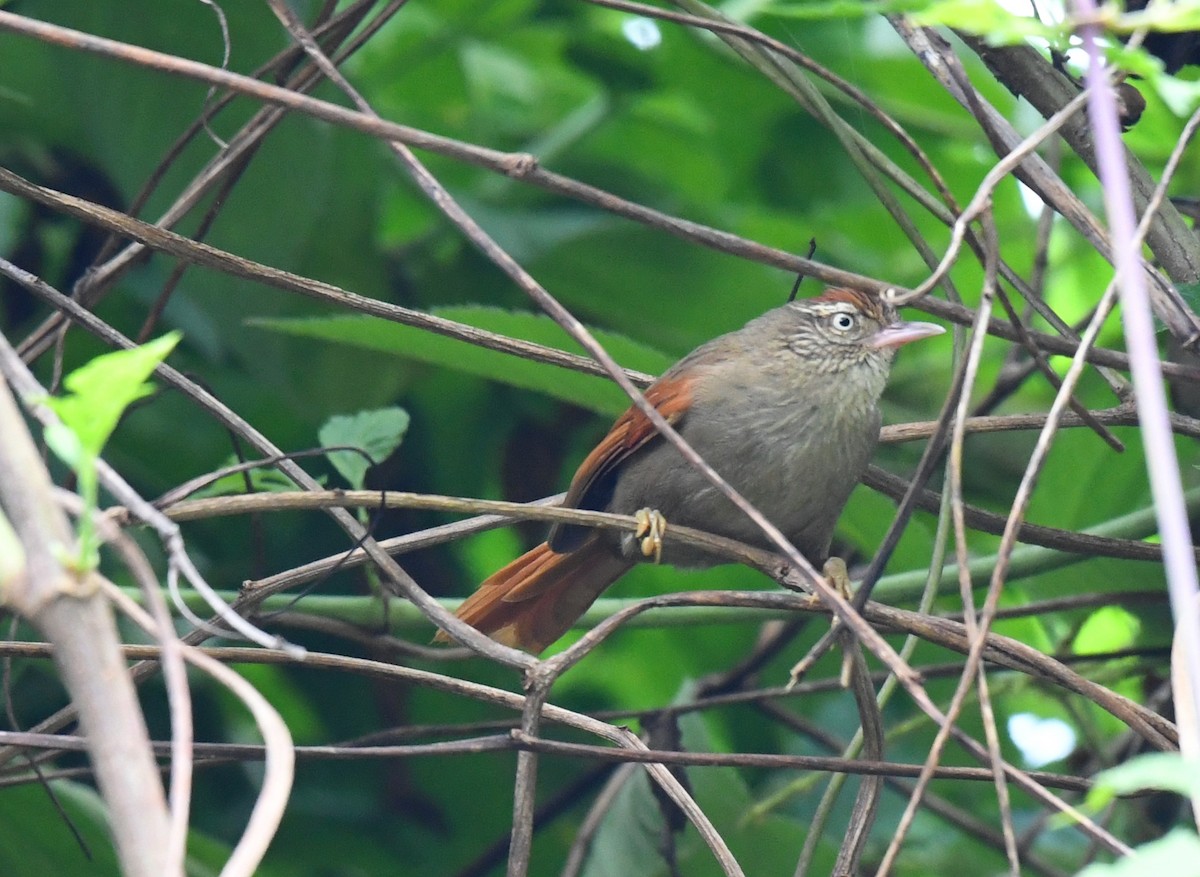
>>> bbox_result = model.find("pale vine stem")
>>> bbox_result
[0,372,172,874]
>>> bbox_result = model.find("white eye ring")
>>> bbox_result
[830,312,856,332]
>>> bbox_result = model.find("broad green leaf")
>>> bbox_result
[1107,43,1168,81]
[1179,281,1200,313]
[1119,2,1200,34]
[189,464,320,500]
[252,307,673,415]
[1154,74,1200,117]
[41,333,180,457]
[580,766,665,877]
[319,407,411,490]
[910,0,1058,42]
[41,422,86,472]
[1086,753,1200,809]
[583,684,802,877]
[762,0,922,21]
[1073,606,1142,655]
[0,782,120,877]
[1077,829,1200,877]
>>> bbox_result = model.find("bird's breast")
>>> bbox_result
[608,386,881,563]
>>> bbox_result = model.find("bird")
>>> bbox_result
[436,287,944,652]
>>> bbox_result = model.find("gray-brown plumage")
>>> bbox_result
[437,287,943,652]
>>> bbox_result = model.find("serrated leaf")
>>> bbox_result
[42,333,180,457]
[251,307,673,415]
[319,407,410,489]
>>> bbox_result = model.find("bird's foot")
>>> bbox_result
[823,557,852,599]
[823,557,856,688]
[634,508,667,563]
[786,558,854,690]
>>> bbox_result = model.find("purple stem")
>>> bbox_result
[1074,0,1200,749]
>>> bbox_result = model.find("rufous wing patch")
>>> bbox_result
[562,373,696,512]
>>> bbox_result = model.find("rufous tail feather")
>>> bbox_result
[435,537,630,653]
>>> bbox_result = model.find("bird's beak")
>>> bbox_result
[869,320,945,349]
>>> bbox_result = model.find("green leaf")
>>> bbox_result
[0,782,120,877]
[909,0,1058,42]
[41,333,180,457]
[1178,281,1200,313]
[581,767,666,877]
[1119,2,1200,34]
[1073,606,1141,655]
[1085,753,1200,810]
[1154,74,1200,117]
[37,333,181,569]
[762,0,923,22]
[1076,829,1200,877]
[251,308,673,415]
[582,683,802,877]
[189,463,321,499]
[319,407,411,490]
[41,422,86,472]
[1106,43,1167,81]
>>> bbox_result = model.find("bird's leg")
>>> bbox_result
[823,557,852,598]
[822,558,857,688]
[634,508,667,563]
[786,557,855,690]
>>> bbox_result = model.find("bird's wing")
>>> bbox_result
[547,374,694,553]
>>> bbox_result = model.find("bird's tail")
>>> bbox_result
[435,538,630,653]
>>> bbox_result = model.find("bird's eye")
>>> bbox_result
[829,312,856,332]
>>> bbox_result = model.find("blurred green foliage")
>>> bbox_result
[0,0,1195,874]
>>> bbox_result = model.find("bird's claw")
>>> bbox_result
[786,557,854,691]
[823,557,852,599]
[634,508,667,563]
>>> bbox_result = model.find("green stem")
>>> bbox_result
[118,487,1185,636]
